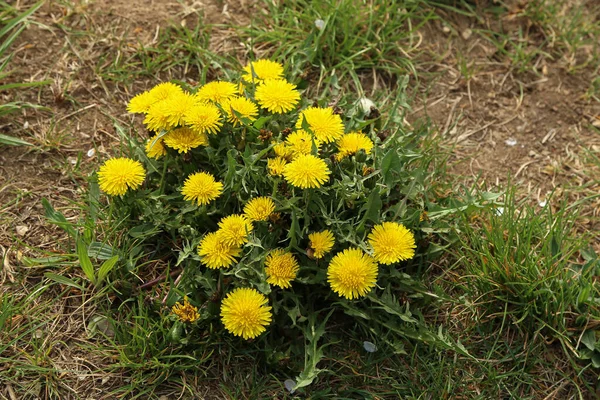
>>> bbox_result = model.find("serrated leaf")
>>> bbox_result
[76,239,96,285]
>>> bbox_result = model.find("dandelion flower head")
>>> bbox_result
[286,130,321,157]
[221,287,272,340]
[196,81,237,104]
[327,248,378,299]
[127,90,154,114]
[181,172,223,206]
[172,297,200,323]
[221,96,258,126]
[217,214,253,247]
[265,249,299,289]
[183,102,222,135]
[145,137,167,159]
[336,132,374,160]
[163,127,209,154]
[273,142,293,160]
[295,107,344,143]
[367,222,416,265]
[308,230,335,259]
[255,79,300,114]
[267,157,288,176]
[244,197,276,222]
[242,59,284,82]
[283,154,330,189]
[162,91,198,127]
[98,157,145,196]
[198,232,241,269]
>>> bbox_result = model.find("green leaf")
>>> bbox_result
[253,116,271,130]
[381,149,401,187]
[88,242,115,260]
[361,189,382,225]
[76,239,96,285]
[44,272,84,291]
[97,255,119,285]
[0,133,32,146]
[581,330,597,351]
[41,198,77,239]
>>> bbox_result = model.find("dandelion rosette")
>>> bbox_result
[217,214,254,247]
[244,197,276,222]
[327,248,378,299]
[172,297,200,323]
[264,249,299,289]
[198,232,241,269]
[255,79,300,114]
[367,221,416,264]
[163,127,209,154]
[308,230,335,259]
[98,157,146,196]
[220,287,272,340]
[181,172,223,206]
[283,154,330,189]
[295,106,344,143]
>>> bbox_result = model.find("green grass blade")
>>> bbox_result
[0,133,32,146]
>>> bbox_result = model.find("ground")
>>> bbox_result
[1,0,600,398]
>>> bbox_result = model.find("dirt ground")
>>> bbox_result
[1,0,600,397]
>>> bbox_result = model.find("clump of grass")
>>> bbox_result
[456,187,600,348]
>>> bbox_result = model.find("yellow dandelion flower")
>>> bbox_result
[145,137,167,159]
[335,132,374,160]
[217,214,253,247]
[295,107,344,143]
[181,172,223,206]
[244,197,276,222]
[286,130,321,157]
[267,157,288,176]
[172,297,200,323]
[264,249,299,289]
[221,287,272,340]
[196,81,237,103]
[184,102,222,135]
[273,142,293,160]
[163,127,209,154]
[255,79,300,114]
[98,157,145,196]
[127,91,154,114]
[308,230,335,259]
[148,82,184,102]
[242,59,284,82]
[198,232,241,269]
[162,92,198,127]
[327,248,378,299]
[283,154,330,189]
[144,100,174,132]
[221,96,258,126]
[368,222,416,264]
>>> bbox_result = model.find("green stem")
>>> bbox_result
[159,160,168,194]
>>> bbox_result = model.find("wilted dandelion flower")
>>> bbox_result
[308,230,335,259]
[217,214,253,246]
[163,127,209,153]
[98,157,145,196]
[336,132,374,160]
[286,130,321,157]
[327,248,378,299]
[184,102,222,135]
[181,172,223,206]
[196,81,237,103]
[172,297,200,323]
[220,287,272,340]
[295,107,344,143]
[244,197,276,222]
[221,96,258,126]
[283,154,330,189]
[162,92,198,127]
[255,79,300,114]
[145,137,167,159]
[368,222,416,264]
[198,232,241,269]
[242,59,284,82]
[265,249,299,289]
[127,90,154,114]
[267,157,288,176]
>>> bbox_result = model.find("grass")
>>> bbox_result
[2,0,600,398]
